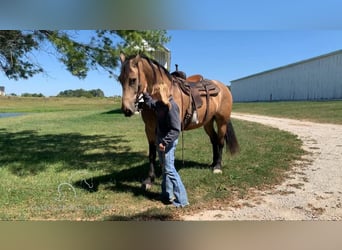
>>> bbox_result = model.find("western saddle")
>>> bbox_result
[171,67,220,128]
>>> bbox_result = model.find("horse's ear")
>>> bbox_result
[131,54,141,67]
[119,52,125,64]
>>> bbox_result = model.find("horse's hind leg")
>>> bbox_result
[204,118,225,174]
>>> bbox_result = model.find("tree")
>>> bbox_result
[57,88,105,98]
[89,89,105,98]
[0,30,43,80]
[21,93,44,97]
[0,30,170,80]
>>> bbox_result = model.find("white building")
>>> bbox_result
[135,40,171,71]
[0,86,5,96]
[150,46,171,71]
[230,50,342,102]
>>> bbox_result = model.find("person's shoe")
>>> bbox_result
[169,196,176,203]
[161,195,175,205]
[172,201,189,208]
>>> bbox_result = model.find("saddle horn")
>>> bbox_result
[171,63,186,80]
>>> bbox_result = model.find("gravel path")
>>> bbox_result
[183,113,342,220]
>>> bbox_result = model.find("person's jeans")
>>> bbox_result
[158,139,189,207]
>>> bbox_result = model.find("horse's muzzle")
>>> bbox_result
[121,96,140,117]
[122,107,134,117]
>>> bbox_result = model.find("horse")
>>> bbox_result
[118,53,239,189]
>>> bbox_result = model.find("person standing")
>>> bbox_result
[142,83,189,207]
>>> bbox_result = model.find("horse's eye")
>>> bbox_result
[129,78,136,86]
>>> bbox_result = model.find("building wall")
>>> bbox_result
[151,48,171,71]
[0,86,5,96]
[230,50,342,102]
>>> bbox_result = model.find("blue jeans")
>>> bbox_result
[158,139,189,207]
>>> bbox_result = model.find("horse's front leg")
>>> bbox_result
[211,119,228,174]
[141,108,157,190]
[142,142,156,190]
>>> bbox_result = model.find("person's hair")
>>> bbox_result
[151,82,171,109]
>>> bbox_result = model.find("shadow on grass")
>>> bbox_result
[74,159,208,192]
[73,162,160,199]
[175,159,209,171]
[0,128,143,176]
[101,108,123,115]
[104,207,176,221]
[0,127,211,206]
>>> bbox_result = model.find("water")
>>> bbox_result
[0,113,24,118]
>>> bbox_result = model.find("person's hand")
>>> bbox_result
[159,143,165,152]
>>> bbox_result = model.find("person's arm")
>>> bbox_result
[142,92,157,110]
[160,102,181,148]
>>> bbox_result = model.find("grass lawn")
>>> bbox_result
[233,100,342,124]
[0,96,304,220]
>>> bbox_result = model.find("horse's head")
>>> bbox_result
[118,53,172,117]
[118,53,148,116]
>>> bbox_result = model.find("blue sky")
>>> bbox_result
[2,0,342,97]
[3,30,342,97]
[2,0,342,30]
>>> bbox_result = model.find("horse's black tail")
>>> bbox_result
[225,120,240,155]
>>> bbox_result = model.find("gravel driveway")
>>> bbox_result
[183,113,342,220]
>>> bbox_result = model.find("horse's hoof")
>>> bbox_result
[142,183,152,190]
[213,168,222,174]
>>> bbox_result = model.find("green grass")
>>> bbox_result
[233,100,342,124]
[0,97,304,220]
[0,96,116,113]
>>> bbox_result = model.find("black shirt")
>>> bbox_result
[143,93,181,147]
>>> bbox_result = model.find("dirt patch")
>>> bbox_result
[182,113,342,220]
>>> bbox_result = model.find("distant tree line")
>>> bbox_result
[21,93,45,97]
[57,88,105,98]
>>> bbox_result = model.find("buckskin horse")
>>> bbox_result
[118,53,239,189]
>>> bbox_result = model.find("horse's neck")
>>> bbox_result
[149,71,172,89]
[142,60,173,92]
